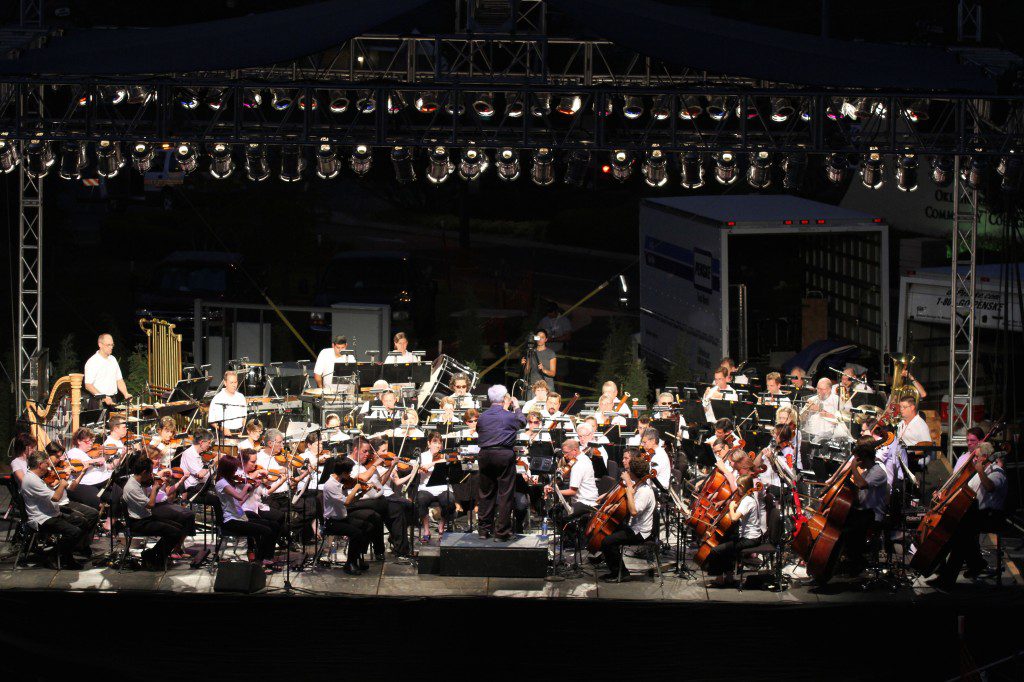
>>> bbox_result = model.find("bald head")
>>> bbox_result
[561,438,580,457]
[816,378,832,399]
[97,333,114,357]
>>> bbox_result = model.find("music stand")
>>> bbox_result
[709,399,737,422]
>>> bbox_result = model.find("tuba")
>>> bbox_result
[882,353,919,425]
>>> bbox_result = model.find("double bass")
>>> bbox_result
[790,451,861,583]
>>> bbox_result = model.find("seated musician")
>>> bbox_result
[344,438,395,560]
[372,437,415,558]
[541,392,563,428]
[544,439,599,521]
[416,432,456,542]
[42,442,101,557]
[384,331,417,364]
[704,473,765,587]
[859,419,905,488]
[20,451,95,569]
[83,333,133,407]
[702,366,738,422]
[720,356,748,385]
[896,397,931,447]
[255,429,299,514]
[842,438,889,575]
[601,381,632,417]
[65,427,114,510]
[236,419,265,452]
[576,422,609,477]
[789,366,807,391]
[774,406,802,471]
[521,380,550,414]
[639,428,671,491]
[449,373,476,409]
[800,378,840,438]
[209,370,247,437]
[322,457,372,574]
[753,423,797,500]
[652,392,676,420]
[213,455,277,571]
[518,411,550,444]
[626,416,652,446]
[928,442,1007,589]
[597,449,657,583]
[122,457,188,569]
[369,389,400,420]
[314,334,357,388]
[359,379,391,415]
[236,449,286,557]
[954,427,985,471]
[705,417,739,451]
[393,408,425,438]
[433,396,458,425]
[758,372,790,406]
[179,429,215,498]
[149,416,180,466]
[595,394,627,427]
[141,445,197,556]
[513,455,538,535]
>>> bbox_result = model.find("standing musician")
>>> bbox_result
[314,335,357,388]
[209,370,247,437]
[84,333,133,407]
[476,384,526,541]
[179,429,216,497]
[384,332,417,364]
[521,380,550,414]
[544,439,599,522]
[322,457,373,574]
[213,456,277,571]
[702,366,738,422]
[704,473,764,587]
[236,419,265,452]
[122,457,188,569]
[597,449,657,583]
[841,438,889,575]
[927,442,1007,589]
[20,451,95,569]
[416,432,456,541]
[449,373,476,409]
[800,378,840,438]
[896,397,931,447]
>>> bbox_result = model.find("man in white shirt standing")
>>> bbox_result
[598,452,656,582]
[208,370,248,437]
[314,335,357,388]
[84,333,132,406]
[896,397,932,447]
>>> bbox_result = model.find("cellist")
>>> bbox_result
[927,442,1007,590]
[597,450,656,583]
[841,438,889,576]
[704,473,764,587]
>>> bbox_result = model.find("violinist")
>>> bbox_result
[432,396,458,425]
[860,419,905,488]
[543,439,598,520]
[702,367,738,422]
[704,473,764,587]
[754,423,797,500]
[236,418,265,452]
[706,418,739,452]
[142,445,198,553]
[322,457,372,574]
[774,406,802,471]
[372,437,415,558]
[43,441,101,554]
[149,417,179,466]
[103,416,135,463]
[417,432,456,542]
[65,427,114,511]
[521,380,549,413]
[842,438,889,576]
[598,450,657,583]
[626,416,654,446]
[8,432,36,487]
[513,454,538,535]
[122,456,188,569]
[213,455,277,571]
[179,429,215,497]
[257,429,311,515]
[343,438,389,559]
[927,443,1007,590]
[236,449,286,556]
[639,428,671,491]
[20,451,93,569]
[576,422,609,477]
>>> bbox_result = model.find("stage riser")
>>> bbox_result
[435,533,547,578]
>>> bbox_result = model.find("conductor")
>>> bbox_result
[476,384,526,541]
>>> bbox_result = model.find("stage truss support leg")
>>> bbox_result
[947,155,978,457]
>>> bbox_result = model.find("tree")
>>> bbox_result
[595,318,633,394]
[125,344,150,398]
[54,333,80,378]
[621,357,651,407]
[666,334,693,389]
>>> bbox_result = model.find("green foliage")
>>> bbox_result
[595,318,633,393]
[621,357,651,406]
[456,291,484,365]
[125,344,149,398]
[666,334,693,388]
[54,333,80,378]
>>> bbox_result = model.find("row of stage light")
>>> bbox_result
[57,85,930,124]
[0,138,1019,193]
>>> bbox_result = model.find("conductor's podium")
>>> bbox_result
[417,533,548,578]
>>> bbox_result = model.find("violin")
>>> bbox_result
[157,466,186,481]
[556,457,576,479]
[164,435,194,450]
[274,451,308,469]
[379,452,414,474]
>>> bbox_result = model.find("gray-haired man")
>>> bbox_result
[475,385,526,540]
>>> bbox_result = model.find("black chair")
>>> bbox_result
[4,477,59,570]
[312,506,362,568]
[115,504,169,572]
[616,505,664,584]
[212,507,251,563]
[736,496,787,591]
[595,476,617,497]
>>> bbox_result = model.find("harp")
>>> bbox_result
[24,373,83,450]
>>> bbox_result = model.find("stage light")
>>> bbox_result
[496,147,520,182]
[650,96,671,121]
[826,99,843,120]
[96,140,124,178]
[129,86,156,105]
[735,99,759,119]
[427,146,453,184]
[415,91,439,114]
[25,138,54,178]
[706,96,729,121]
[245,143,270,181]
[781,153,807,190]
[176,87,199,109]
[679,151,705,189]
[279,145,306,182]
[313,141,339,179]
[678,95,703,120]
[58,141,87,180]
[458,147,488,181]
[530,148,554,186]
[860,151,885,190]
[445,95,465,117]
[825,153,849,184]
[324,90,348,114]
[391,146,416,183]
[798,100,812,122]
[747,151,772,189]
[356,90,376,114]
[609,150,633,181]
[473,92,496,118]
[961,153,986,191]
[99,86,127,105]
[593,97,614,117]
[848,98,882,120]
[299,93,319,111]
[642,147,668,187]
[564,149,590,187]
[505,93,525,118]
[0,138,19,173]
[903,99,929,123]
[243,89,262,109]
[208,143,234,179]
[770,97,794,122]
[130,142,154,173]
[557,94,582,116]
[895,153,918,192]
[349,145,372,177]
[531,93,551,117]
[386,91,405,114]
[930,156,953,188]
[622,96,644,120]
[174,143,198,174]
[713,151,738,185]
[999,154,1021,193]
[206,88,226,111]
[270,88,292,111]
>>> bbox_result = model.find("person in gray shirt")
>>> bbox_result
[521,329,557,393]
[20,452,89,569]
[123,457,187,569]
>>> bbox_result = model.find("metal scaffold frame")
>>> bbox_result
[15,120,43,416]
[947,155,978,454]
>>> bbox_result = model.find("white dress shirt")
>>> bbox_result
[84,351,123,396]
[568,454,598,507]
[648,446,671,489]
[628,482,656,537]
[209,388,247,432]
[897,414,931,447]
[314,348,356,383]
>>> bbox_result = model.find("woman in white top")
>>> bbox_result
[235,419,265,452]
[704,474,764,586]
[148,417,180,467]
[213,456,277,569]
[65,426,113,510]
[392,409,425,438]
[415,432,455,542]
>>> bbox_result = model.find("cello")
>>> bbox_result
[687,468,735,537]
[693,480,762,567]
[910,422,1005,575]
[790,450,861,583]
[584,454,654,553]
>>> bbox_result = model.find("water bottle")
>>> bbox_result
[329,540,338,564]
[539,516,550,541]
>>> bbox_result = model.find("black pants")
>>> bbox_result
[347,506,385,555]
[245,510,284,555]
[39,514,86,563]
[129,516,185,562]
[223,517,276,562]
[601,527,646,576]
[350,496,411,555]
[842,508,878,566]
[477,448,516,537]
[512,491,530,534]
[707,533,764,576]
[415,490,455,525]
[323,517,372,566]
[938,505,1005,583]
[152,502,196,536]
[68,483,105,510]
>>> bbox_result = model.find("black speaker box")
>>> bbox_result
[213,561,266,593]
